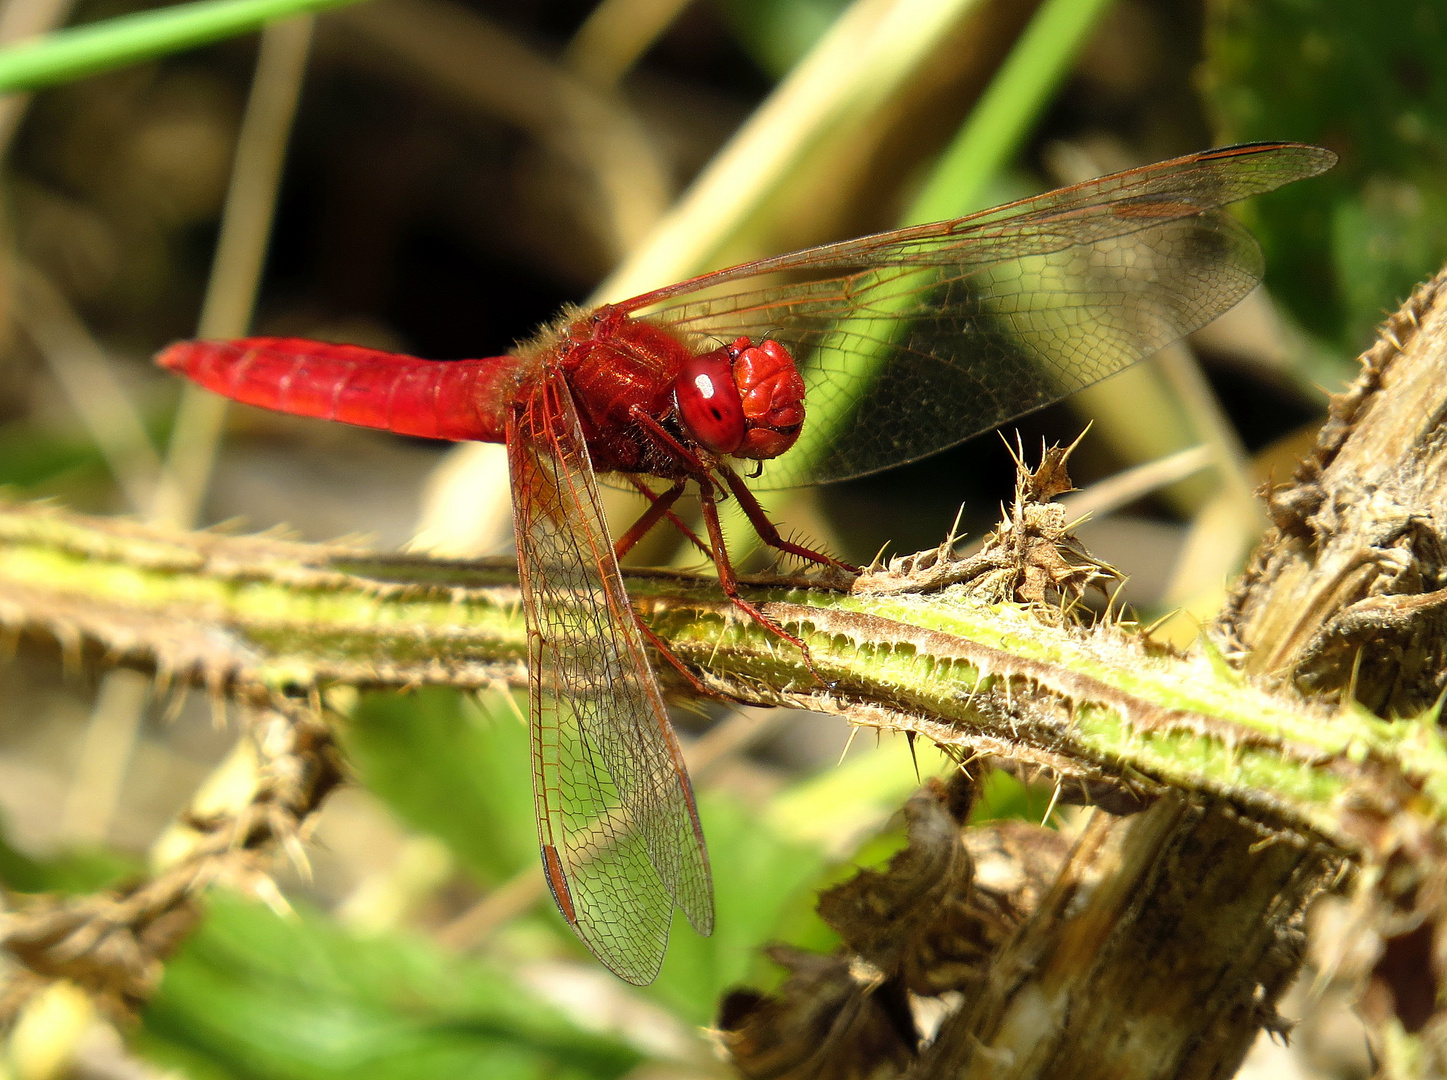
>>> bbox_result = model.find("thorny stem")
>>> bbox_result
[0,697,341,1023]
[0,501,1436,856]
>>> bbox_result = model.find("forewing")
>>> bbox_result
[509,374,713,985]
[621,142,1335,486]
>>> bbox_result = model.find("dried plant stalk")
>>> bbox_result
[1217,269,1447,715]
[1210,268,1447,1076]
[0,699,340,1025]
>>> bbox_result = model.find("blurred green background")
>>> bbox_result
[0,0,1439,1076]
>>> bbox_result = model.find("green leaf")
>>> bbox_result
[344,688,835,1020]
[340,690,1046,1022]
[0,0,358,93]
[972,768,1053,823]
[343,689,537,887]
[0,412,178,495]
[140,892,642,1080]
[768,735,947,846]
[905,0,1119,226]
[714,0,851,77]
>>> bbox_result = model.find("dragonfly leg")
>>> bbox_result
[625,406,853,574]
[614,477,720,698]
[696,479,829,687]
[616,477,712,561]
[628,404,710,470]
[626,405,831,683]
[716,463,860,574]
[634,614,721,700]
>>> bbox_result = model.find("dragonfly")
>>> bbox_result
[157,141,1334,984]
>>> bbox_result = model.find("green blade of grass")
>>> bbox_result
[904,0,1117,227]
[0,0,356,93]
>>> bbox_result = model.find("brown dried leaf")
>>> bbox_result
[817,776,1018,997]
[720,772,1071,1077]
[962,818,1071,918]
[718,949,915,1080]
[974,441,1120,611]
[1021,442,1078,503]
[852,438,1118,610]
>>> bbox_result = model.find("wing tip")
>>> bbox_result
[1205,140,1338,184]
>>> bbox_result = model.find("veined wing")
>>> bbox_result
[508,372,713,985]
[619,142,1335,487]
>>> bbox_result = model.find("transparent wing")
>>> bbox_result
[509,373,713,985]
[620,142,1335,487]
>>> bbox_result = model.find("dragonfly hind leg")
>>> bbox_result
[613,478,723,700]
[615,477,711,562]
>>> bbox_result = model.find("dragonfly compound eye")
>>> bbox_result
[675,346,746,454]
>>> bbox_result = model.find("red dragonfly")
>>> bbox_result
[158,142,1334,984]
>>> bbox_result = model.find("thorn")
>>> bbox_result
[961,682,980,712]
[837,725,860,766]
[282,831,312,880]
[500,686,528,726]
[946,503,967,549]
[251,874,297,920]
[152,663,174,700]
[869,540,891,570]
[1343,647,1365,712]
[998,429,1025,468]
[1063,423,1092,461]
[162,683,190,724]
[906,730,921,782]
[1042,781,1063,826]
[1100,581,1118,625]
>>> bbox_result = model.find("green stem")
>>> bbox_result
[0,501,1439,855]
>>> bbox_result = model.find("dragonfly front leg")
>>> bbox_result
[607,475,720,699]
[716,463,860,575]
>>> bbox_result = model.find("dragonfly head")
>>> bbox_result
[674,337,805,462]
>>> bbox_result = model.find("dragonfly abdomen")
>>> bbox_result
[156,337,517,442]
